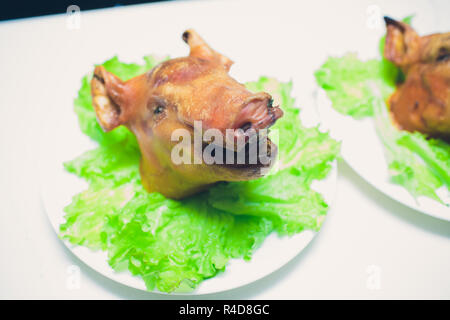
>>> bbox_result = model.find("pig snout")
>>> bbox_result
[218,92,283,151]
[233,93,283,135]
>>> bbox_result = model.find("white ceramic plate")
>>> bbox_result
[38,53,337,294]
[316,88,450,221]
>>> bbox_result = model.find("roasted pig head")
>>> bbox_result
[91,30,283,199]
[383,17,450,140]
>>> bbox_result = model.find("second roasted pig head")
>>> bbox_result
[383,17,450,139]
[90,30,283,199]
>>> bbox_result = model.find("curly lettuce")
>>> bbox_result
[60,56,340,293]
[314,55,395,118]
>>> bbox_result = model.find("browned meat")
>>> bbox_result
[384,17,450,140]
[91,30,283,199]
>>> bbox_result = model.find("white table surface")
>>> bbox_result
[1,0,449,299]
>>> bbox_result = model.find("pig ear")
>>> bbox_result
[91,66,127,131]
[384,16,420,67]
[182,29,234,71]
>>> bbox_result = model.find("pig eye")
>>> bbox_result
[154,104,165,115]
[148,97,167,118]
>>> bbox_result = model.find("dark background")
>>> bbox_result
[0,0,170,21]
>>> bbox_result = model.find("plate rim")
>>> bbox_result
[39,155,338,295]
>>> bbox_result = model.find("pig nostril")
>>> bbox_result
[240,122,252,132]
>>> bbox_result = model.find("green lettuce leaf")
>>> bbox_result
[371,93,446,201]
[60,56,339,292]
[314,54,396,118]
[315,17,450,203]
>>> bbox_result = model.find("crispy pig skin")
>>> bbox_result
[90,30,283,199]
